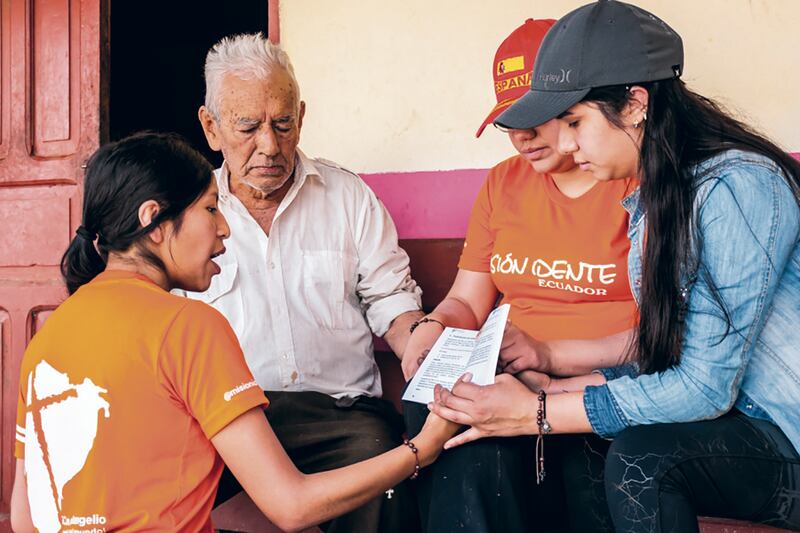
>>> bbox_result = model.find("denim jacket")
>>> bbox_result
[584,150,800,454]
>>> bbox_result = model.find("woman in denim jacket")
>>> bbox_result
[431,2,800,531]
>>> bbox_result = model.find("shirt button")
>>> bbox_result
[282,353,289,360]
[746,403,753,410]
[268,262,276,269]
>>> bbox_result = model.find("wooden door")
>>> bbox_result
[0,0,104,526]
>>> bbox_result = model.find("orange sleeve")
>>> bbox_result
[159,300,269,439]
[15,371,27,459]
[458,170,495,272]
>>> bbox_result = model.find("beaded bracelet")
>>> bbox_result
[409,317,445,334]
[535,390,552,485]
[403,438,421,480]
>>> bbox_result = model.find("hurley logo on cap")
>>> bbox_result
[538,69,573,85]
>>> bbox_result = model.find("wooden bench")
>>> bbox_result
[213,237,795,533]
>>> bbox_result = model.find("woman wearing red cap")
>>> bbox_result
[402,18,638,533]
[432,2,800,532]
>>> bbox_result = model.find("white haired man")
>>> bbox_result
[190,33,423,532]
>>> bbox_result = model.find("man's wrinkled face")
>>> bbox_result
[200,69,305,194]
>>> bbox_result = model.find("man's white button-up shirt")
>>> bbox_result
[183,150,421,398]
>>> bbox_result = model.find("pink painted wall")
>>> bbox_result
[365,153,800,239]
[362,169,487,239]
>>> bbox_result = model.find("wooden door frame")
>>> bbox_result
[0,0,107,526]
[268,0,280,43]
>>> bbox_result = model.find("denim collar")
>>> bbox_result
[621,186,644,229]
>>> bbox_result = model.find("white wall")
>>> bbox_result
[280,0,800,173]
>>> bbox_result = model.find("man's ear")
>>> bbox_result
[623,85,650,127]
[198,106,222,152]
[138,200,164,243]
[297,100,306,133]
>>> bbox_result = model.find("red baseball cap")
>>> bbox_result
[476,18,556,137]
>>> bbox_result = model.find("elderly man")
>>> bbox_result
[190,33,423,532]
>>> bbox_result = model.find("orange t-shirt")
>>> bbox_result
[15,270,268,532]
[459,155,638,340]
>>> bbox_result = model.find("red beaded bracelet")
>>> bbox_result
[403,438,421,480]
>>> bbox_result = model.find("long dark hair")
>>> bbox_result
[585,79,800,373]
[61,132,214,295]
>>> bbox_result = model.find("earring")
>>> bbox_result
[633,110,648,129]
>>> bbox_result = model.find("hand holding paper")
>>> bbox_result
[403,304,510,404]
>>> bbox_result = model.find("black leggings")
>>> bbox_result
[404,397,614,533]
[407,394,800,532]
[603,411,800,532]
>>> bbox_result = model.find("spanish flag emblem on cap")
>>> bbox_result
[497,55,525,76]
[477,19,556,137]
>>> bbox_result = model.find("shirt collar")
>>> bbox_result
[295,148,327,187]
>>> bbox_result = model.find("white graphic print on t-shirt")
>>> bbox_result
[19,360,110,533]
[490,253,618,296]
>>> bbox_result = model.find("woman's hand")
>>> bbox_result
[429,373,538,449]
[499,322,553,374]
[400,322,444,379]
[413,411,461,466]
[516,369,553,392]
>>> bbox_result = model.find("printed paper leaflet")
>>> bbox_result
[403,304,510,404]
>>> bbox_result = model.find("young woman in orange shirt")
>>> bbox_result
[11,132,456,533]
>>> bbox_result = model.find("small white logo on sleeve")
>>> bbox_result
[224,380,259,402]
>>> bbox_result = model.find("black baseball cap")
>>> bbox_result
[495,0,683,130]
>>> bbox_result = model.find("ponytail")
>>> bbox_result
[60,229,106,295]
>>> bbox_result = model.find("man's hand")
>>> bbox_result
[498,321,553,374]
[383,310,425,358]
[429,373,538,449]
